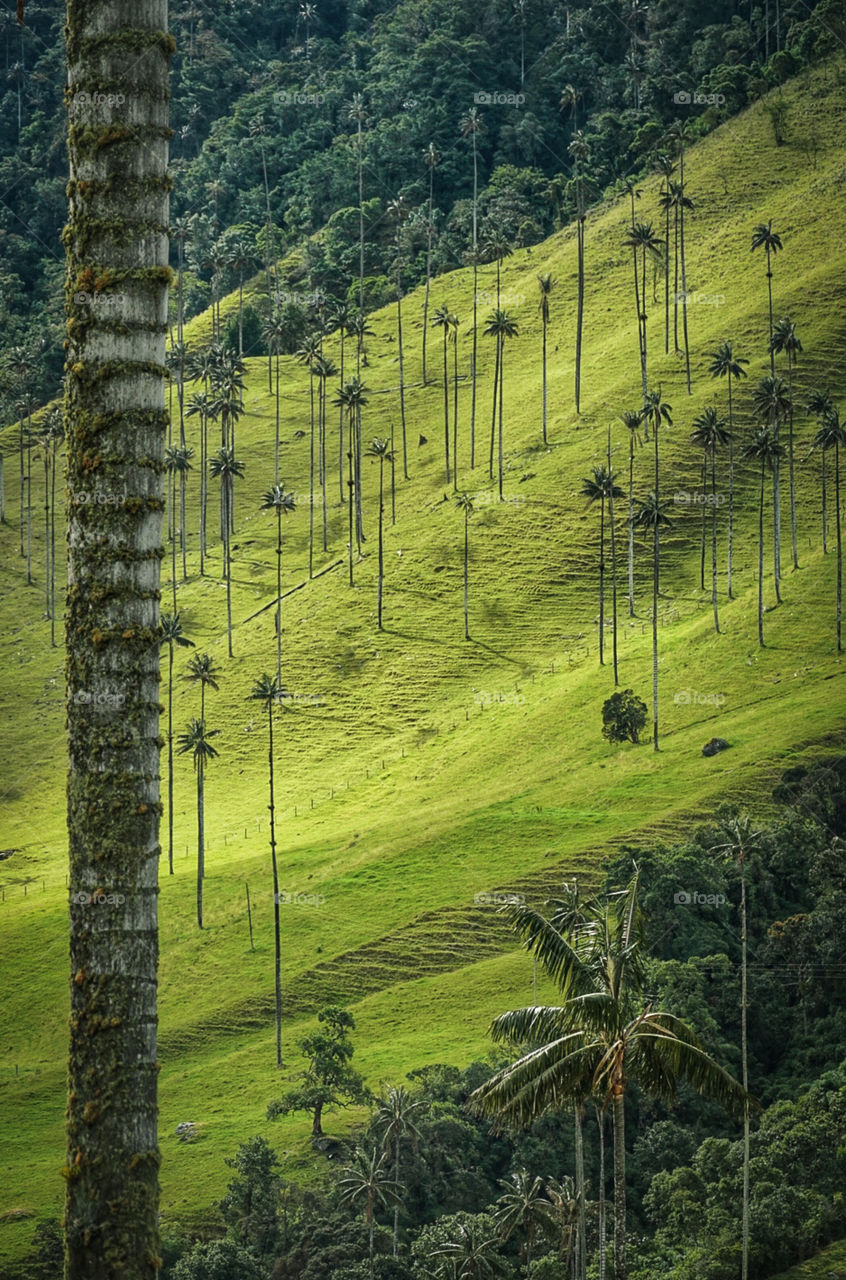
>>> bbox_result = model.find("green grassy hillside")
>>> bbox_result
[1,59,846,1265]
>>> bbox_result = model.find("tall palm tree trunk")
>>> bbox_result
[700,456,707,591]
[224,486,233,658]
[711,450,720,633]
[786,352,798,569]
[463,507,470,640]
[275,510,282,687]
[821,450,827,554]
[628,440,635,617]
[836,438,842,653]
[355,405,365,550]
[574,1104,586,1280]
[678,150,691,394]
[452,331,459,489]
[575,209,585,413]
[309,371,315,577]
[541,310,548,444]
[320,378,328,551]
[613,1091,627,1280]
[422,167,434,384]
[597,1104,607,1280]
[609,470,619,683]
[43,451,51,618]
[167,643,175,875]
[651,518,659,751]
[489,337,501,481]
[50,440,57,646]
[197,763,204,927]
[757,462,766,647]
[267,704,283,1066]
[377,458,384,629]
[339,330,346,502]
[274,348,281,485]
[442,328,450,483]
[741,863,749,1280]
[498,340,505,501]
[64,5,169,1264]
[599,495,605,666]
[766,246,775,373]
[396,260,408,480]
[727,375,735,598]
[471,256,478,467]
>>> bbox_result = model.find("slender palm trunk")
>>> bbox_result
[541,311,548,444]
[274,350,281,485]
[357,121,364,334]
[422,168,434,384]
[678,150,691,394]
[663,182,670,355]
[652,518,659,751]
[741,864,749,1280]
[18,415,24,556]
[627,440,635,617]
[355,404,365,549]
[197,763,204,927]
[575,209,585,413]
[757,462,765,647]
[0,452,5,524]
[396,252,408,480]
[347,435,355,587]
[442,328,450,483]
[50,442,57,647]
[574,1105,587,1280]
[43,453,50,617]
[267,704,283,1066]
[25,426,32,584]
[498,339,505,501]
[727,375,735,598]
[821,450,827,554]
[786,351,798,569]
[835,439,842,653]
[470,136,478,465]
[167,644,174,875]
[489,336,501,480]
[171,468,177,613]
[711,450,720,632]
[597,1104,607,1280]
[613,1091,627,1280]
[773,423,782,603]
[224,484,233,658]
[598,495,605,665]
[275,510,282,687]
[672,204,680,356]
[463,507,470,640]
[609,473,619,682]
[308,371,315,577]
[452,332,459,489]
[700,455,707,591]
[320,378,328,552]
[377,459,384,629]
[766,247,775,372]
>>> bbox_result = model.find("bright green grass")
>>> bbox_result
[1,59,846,1265]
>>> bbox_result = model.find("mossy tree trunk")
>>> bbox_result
[64,2,171,1277]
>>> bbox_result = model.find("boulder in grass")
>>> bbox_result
[702,737,730,757]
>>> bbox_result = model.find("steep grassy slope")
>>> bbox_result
[1,59,845,1264]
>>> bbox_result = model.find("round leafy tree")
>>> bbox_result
[602,689,648,744]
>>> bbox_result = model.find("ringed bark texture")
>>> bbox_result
[64,2,171,1276]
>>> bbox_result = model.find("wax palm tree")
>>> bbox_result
[691,408,730,633]
[751,219,783,372]
[495,1171,552,1280]
[209,447,245,657]
[770,317,802,569]
[338,1147,402,1280]
[484,310,519,500]
[621,410,643,618]
[297,334,322,577]
[365,439,394,629]
[624,222,663,407]
[164,446,193,612]
[434,1220,508,1279]
[387,196,410,480]
[632,493,674,750]
[581,465,624,674]
[740,427,785,647]
[348,94,368,331]
[315,354,337,551]
[347,316,373,544]
[334,378,368,585]
[262,313,287,483]
[460,107,484,467]
[752,375,790,603]
[653,151,675,354]
[374,1085,424,1255]
[807,389,834,552]
[160,615,194,877]
[186,390,214,575]
[482,229,513,312]
[568,129,590,412]
[665,120,695,392]
[183,652,219,722]
[709,342,748,598]
[471,879,748,1280]
[712,813,763,1280]
[432,305,452,483]
[812,409,845,651]
[450,312,460,488]
[642,388,672,487]
[456,492,475,640]
[421,142,440,384]
[176,719,220,928]
[260,485,297,685]
[536,274,556,445]
[249,674,286,1066]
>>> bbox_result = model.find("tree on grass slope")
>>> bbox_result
[267,1006,370,1138]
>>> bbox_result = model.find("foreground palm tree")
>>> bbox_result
[374,1085,424,1255]
[365,439,394,629]
[64,1,169,1268]
[456,492,475,639]
[160,615,195,877]
[339,1148,402,1280]
[690,407,730,633]
[709,342,748,598]
[260,485,297,686]
[209,446,245,657]
[770,317,802,570]
[537,274,555,444]
[177,719,220,928]
[632,493,673,750]
[751,219,783,373]
[812,409,845,651]
[249,675,285,1066]
[471,880,749,1280]
[740,427,785,647]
